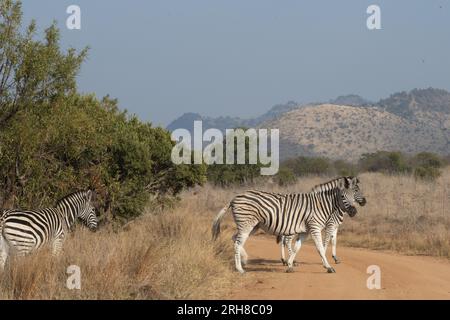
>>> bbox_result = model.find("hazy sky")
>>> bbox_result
[22,0,450,126]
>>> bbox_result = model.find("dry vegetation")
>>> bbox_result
[338,168,450,257]
[263,104,449,160]
[0,193,238,299]
[0,168,449,299]
[265,168,450,258]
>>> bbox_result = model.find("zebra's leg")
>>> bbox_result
[234,229,252,274]
[240,246,249,266]
[280,236,287,266]
[331,228,340,264]
[322,227,333,256]
[0,235,9,270]
[51,235,65,257]
[310,229,335,273]
[235,225,257,266]
[286,233,307,272]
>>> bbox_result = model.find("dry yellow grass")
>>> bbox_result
[0,168,448,299]
[259,168,450,258]
[338,169,450,258]
[0,195,237,300]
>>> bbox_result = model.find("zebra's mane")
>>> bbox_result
[311,176,354,193]
[56,190,91,206]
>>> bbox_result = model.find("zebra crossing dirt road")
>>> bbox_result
[228,235,450,300]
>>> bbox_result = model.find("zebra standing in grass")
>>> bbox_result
[212,176,366,273]
[0,190,97,269]
[278,176,364,266]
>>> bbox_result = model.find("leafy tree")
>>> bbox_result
[358,151,410,174]
[410,152,443,181]
[0,1,206,221]
[0,0,87,126]
[275,167,296,186]
[206,129,265,186]
[411,152,443,169]
[413,166,441,181]
[332,159,358,176]
[282,156,332,176]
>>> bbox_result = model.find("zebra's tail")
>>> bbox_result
[212,204,230,241]
[0,210,6,233]
[0,209,12,231]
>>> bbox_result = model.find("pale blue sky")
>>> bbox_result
[22,0,450,126]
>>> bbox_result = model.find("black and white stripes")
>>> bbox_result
[0,190,97,269]
[212,176,366,273]
[279,176,365,267]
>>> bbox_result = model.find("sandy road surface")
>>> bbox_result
[228,236,450,300]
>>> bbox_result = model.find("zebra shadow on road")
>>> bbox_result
[244,259,326,273]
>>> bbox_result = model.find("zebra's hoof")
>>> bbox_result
[281,259,287,266]
[286,267,294,273]
[237,269,246,274]
[333,256,341,264]
[293,261,299,267]
[242,260,248,266]
[327,267,336,273]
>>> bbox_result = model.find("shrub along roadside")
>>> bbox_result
[0,1,206,222]
[273,151,447,186]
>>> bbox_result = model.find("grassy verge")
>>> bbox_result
[1,168,448,299]
[0,192,236,299]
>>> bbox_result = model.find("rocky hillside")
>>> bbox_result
[377,88,450,119]
[262,103,449,161]
[167,88,450,160]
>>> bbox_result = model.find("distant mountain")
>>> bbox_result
[261,103,449,161]
[329,94,373,107]
[166,112,203,132]
[166,101,300,133]
[377,88,450,119]
[167,88,450,160]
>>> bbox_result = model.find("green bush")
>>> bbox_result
[206,129,265,187]
[413,166,441,181]
[444,155,450,166]
[410,152,443,181]
[332,159,358,176]
[283,156,332,176]
[275,167,297,186]
[359,151,444,181]
[0,1,206,221]
[411,152,443,169]
[358,151,411,174]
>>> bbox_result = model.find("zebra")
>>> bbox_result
[212,176,366,273]
[0,190,97,270]
[278,224,340,267]
[278,176,363,267]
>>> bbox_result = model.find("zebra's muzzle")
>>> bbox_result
[347,206,357,217]
[358,198,367,206]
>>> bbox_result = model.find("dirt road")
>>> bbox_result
[228,235,450,299]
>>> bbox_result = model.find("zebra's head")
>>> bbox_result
[337,177,366,217]
[79,190,98,231]
[57,190,98,231]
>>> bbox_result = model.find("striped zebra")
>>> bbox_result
[278,176,363,267]
[212,176,366,273]
[278,226,340,267]
[0,190,97,269]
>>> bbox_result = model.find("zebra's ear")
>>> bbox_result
[352,177,359,185]
[86,190,92,201]
[337,179,346,190]
[344,177,350,189]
